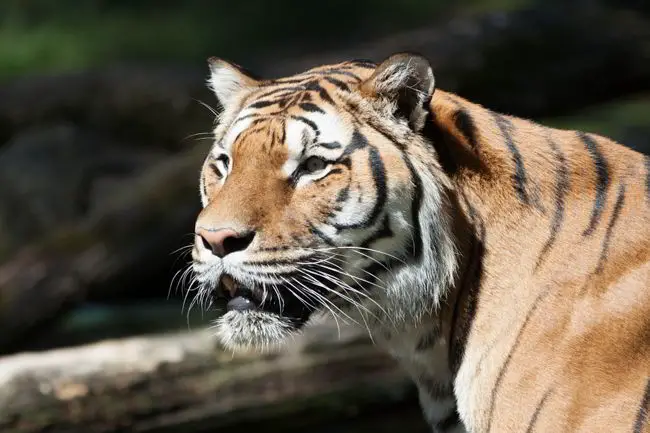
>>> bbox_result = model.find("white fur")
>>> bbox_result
[207,61,255,107]
[214,310,294,353]
[222,115,254,154]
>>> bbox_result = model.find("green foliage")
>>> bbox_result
[0,0,529,81]
[543,95,650,147]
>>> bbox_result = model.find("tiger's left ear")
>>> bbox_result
[360,53,435,131]
[207,57,261,108]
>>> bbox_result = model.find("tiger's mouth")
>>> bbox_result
[215,273,314,327]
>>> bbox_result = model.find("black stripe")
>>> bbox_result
[248,99,276,109]
[309,223,337,246]
[579,131,610,236]
[633,378,650,433]
[366,146,387,224]
[208,162,224,179]
[359,215,393,249]
[645,155,650,203]
[492,113,530,205]
[536,137,570,270]
[301,80,334,105]
[302,80,322,92]
[525,387,553,433]
[595,182,625,274]
[454,109,479,150]
[320,141,342,149]
[401,153,424,261]
[336,185,350,203]
[290,115,320,138]
[337,157,352,169]
[324,76,351,92]
[231,113,262,125]
[225,61,263,80]
[448,200,485,375]
[342,129,369,156]
[299,102,325,114]
[485,289,551,433]
[436,410,461,432]
[320,69,361,80]
[255,86,301,99]
[255,245,291,253]
[319,88,334,104]
[332,145,387,230]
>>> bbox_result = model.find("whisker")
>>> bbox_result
[299,267,389,327]
[194,98,220,118]
[282,275,351,335]
[312,245,407,265]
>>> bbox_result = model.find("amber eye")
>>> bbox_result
[303,156,327,173]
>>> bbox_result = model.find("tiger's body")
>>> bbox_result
[190,53,650,432]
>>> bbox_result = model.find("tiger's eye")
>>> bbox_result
[304,156,327,173]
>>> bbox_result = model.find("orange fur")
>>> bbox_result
[429,90,649,433]
[193,54,650,432]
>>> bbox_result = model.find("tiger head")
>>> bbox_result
[191,53,458,351]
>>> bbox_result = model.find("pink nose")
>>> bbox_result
[196,228,255,258]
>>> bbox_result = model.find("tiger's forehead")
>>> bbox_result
[215,60,376,157]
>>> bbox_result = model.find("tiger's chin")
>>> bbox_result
[210,276,315,352]
[213,310,299,352]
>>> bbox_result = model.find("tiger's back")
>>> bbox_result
[191,52,650,432]
[429,89,650,432]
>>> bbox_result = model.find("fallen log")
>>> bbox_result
[0,143,209,354]
[0,321,422,433]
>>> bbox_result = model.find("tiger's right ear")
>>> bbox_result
[360,53,435,131]
[207,57,260,107]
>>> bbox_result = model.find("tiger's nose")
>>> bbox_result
[196,228,255,258]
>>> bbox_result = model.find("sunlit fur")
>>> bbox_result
[192,56,458,355]
[187,53,650,433]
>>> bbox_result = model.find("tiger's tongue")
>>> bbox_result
[227,296,256,312]
[221,274,256,306]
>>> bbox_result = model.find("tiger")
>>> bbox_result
[190,52,650,432]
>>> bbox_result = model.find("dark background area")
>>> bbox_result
[0,0,648,432]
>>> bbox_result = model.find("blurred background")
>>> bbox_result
[0,0,648,432]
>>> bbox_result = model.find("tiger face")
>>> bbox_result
[192,54,457,351]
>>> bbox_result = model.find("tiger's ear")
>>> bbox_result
[207,57,260,107]
[360,53,435,131]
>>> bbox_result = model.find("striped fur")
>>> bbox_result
[190,53,650,432]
